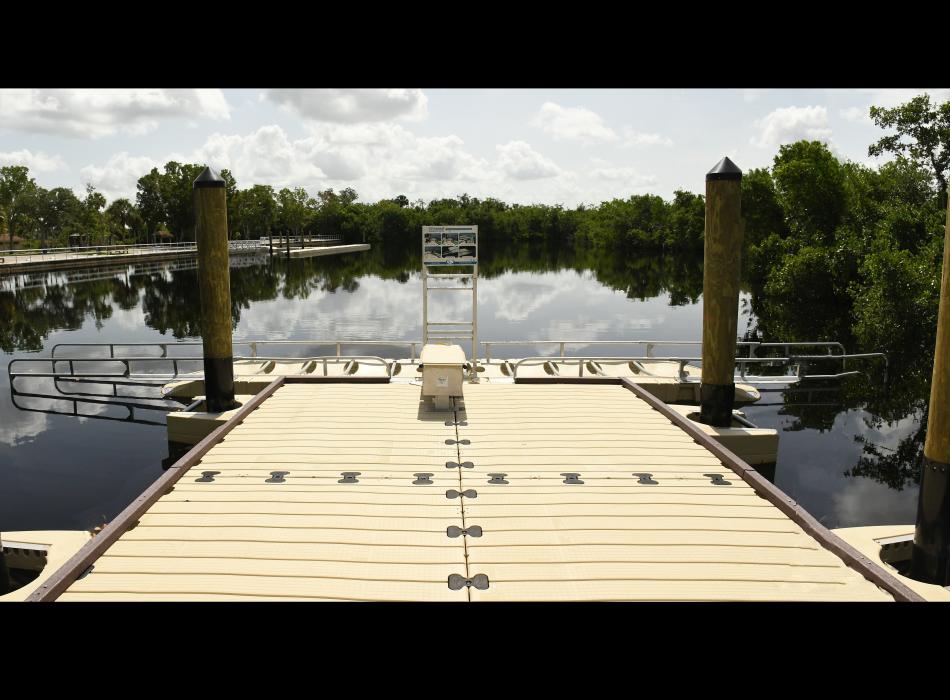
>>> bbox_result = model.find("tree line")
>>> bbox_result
[1,94,947,270]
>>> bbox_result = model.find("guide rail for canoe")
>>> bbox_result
[21,339,885,384]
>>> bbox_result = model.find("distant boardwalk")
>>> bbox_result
[0,242,263,275]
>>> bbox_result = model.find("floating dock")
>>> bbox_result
[27,379,920,601]
[285,243,370,259]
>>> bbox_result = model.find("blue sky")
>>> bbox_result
[1,88,946,206]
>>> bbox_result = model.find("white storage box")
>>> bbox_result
[420,344,466,397]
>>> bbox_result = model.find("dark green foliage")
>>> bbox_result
[869,94,950,207]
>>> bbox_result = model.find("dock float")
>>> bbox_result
[285,243,370,259]
[27,379,921,601]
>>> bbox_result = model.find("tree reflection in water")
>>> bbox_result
[0,240,936,498]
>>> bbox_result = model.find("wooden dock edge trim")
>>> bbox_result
[514,377,622,384]
[25,377,288,602]
[619,379,925,602]
[284,376,390,383]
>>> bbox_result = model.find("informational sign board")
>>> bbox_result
[422,225,478,266]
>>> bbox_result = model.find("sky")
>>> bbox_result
[1,88,947,207]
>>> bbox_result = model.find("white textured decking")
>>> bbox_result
[59,383,893,601]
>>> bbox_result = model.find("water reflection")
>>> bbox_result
[0,243,933,531]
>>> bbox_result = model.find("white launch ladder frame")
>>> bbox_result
[422,225,478,381]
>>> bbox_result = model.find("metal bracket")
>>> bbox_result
[445,438,471,445]
[445,489,477,499]
[487,473,509,484]
[561,472,584,484]
[632,472,658,485]
[338,472,361,484]
[448,573,489,591]
[265,471,289,484]
[412,473,434,485]
[446,461,474,469]
[704,473,732,485]
[444,420,468,427]
[446,525,482,538]
[195,471,220,483]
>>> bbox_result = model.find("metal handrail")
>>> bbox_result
[508,352,884,383]
[480,339,847,362]
[10,354,399,383]
[510,355,792,379]
[50,340,425,363]
[44,339,880,375]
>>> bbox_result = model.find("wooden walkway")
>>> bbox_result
[38,381,913,601]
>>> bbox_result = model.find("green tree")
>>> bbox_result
[105,198,145,243]
[136,168,167,243]
[38,187,84,247]
[82,184,108,244]
[0,165,38,249]
[772,141,847,246]
[869,93,950,208]
[238,185,278,239]
[277,187,314,239]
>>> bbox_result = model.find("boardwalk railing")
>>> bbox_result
[1,240,264,264]
[260,235,343,248]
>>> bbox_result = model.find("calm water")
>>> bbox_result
[0,249,922,532]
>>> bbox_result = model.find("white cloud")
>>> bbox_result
[266,89,428,123]
[79,152,160,201]
[194,125,327,186]
[531,102,618,144]
[850,88,950,109]
[587,159,656,187]
[742,89,769,103]
[495,141,561,180]
[751,105,833,149]
[77,119,662,208]
[0,148,66,172]
[0,89,231,138]
[840,106,872,124]
[621,127,673,148]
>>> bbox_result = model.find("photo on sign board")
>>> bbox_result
[457,246,476,261]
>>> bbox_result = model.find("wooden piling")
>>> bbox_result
[911,203,950,585]
[193,167,236,413]
[700,157,744,427]
[0,532,10,595]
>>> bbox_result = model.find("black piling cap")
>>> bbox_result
[193,166,225,189]
[706,157,742,181]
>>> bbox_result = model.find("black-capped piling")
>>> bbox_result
[700,157,744,427]
[910,203,950,585]
[193,166,236,413]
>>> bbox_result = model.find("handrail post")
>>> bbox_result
[700,156,744,427]
[910,202,950,585]
[193,166,236,413]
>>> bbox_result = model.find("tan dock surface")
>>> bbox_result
[59,383,894,601]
